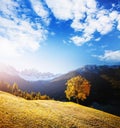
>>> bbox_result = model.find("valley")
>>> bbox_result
[0,65,120,116]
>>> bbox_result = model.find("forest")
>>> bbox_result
[0,81,50,100]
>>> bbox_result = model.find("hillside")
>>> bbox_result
[0,72,47,92]
[0,91,120,128]
[45,65,120,99]
[0,65,120,116]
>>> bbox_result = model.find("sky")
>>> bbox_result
[0,0,120,74]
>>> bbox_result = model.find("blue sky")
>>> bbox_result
[0,0,120,73]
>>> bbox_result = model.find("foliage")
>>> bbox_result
[0,81,50,100]
[65,76,91,103]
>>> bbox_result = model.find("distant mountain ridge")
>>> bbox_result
[20,69,60,81]
[0,63,59,81]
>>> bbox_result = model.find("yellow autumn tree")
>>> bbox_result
[65,76,91,103]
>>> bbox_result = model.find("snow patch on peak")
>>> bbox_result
[19,69,59,81]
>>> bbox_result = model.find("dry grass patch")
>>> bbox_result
[0,91,120,128]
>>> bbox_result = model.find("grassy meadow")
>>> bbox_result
[0,91,120,128]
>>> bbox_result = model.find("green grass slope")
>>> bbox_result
[0,91,120,128]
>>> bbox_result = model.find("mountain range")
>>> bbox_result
[0,64,120,116]
[0,63,59,81]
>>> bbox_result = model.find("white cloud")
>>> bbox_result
[1,0,120,53]
[95,38,101,41]
[0,0,18,18]
[97,50,120,62]
[71,34,93,46]
[45,0,73,20]
[45,0,120,46]
[70,36,85,46]
[30,0,50,25]
[117,15,120,31]
[71,8,119,45]
[96,14,113,35]
[0,0,48,57]
[71,19,86,32]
